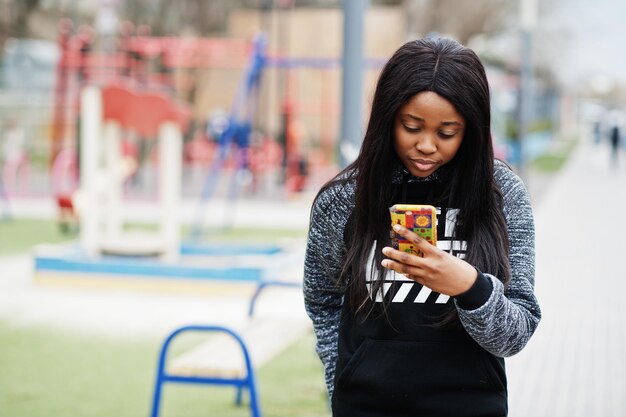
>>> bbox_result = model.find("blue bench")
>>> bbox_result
[149,280,308,417]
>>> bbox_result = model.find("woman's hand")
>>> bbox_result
[382,224,477,296]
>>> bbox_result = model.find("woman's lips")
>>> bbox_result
[412,159,437,171]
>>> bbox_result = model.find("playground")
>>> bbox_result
[0,10,357,417]
[0,14,389,295]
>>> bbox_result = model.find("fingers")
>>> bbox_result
[382,224,438,279]
[381,224,441,278]
[381,257,423,279]
[381,245,426,278]
[391,223,436,254]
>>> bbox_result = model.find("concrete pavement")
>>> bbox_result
[507,136,626,417]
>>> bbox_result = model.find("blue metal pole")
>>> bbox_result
[339,0,367,168]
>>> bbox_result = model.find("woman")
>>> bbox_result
[303,37,541,416]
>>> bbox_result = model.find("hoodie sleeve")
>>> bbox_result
[455,161,541,357]
[303,180,354,398]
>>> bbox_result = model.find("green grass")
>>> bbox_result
[0,218,74,254]
[0,218,307,255]
[0,321,329,417]
[530,138,578,173]
[531,153,568,172]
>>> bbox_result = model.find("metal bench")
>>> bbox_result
[149,280,308,417]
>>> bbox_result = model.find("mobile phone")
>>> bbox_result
[389,204,437,256]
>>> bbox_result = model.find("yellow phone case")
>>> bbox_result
[389,204,437,256]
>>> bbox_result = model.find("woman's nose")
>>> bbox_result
[416,134,437,154]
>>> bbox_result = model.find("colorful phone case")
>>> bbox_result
[389,204,437,256]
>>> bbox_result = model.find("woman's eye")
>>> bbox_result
[403,125,420,133]
[438,131,456,139]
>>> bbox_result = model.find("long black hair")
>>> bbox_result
[317,37,511,316]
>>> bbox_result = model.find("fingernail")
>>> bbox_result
[381,260,390,268]
[393,224,402,231]
[382,247,389,255]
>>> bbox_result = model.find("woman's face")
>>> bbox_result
[393,91,466,178]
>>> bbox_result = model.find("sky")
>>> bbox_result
[539,0,626,90]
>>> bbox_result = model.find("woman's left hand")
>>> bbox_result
[382,224,478,296]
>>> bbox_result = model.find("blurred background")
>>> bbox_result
[1,0,625,416]
[0,0,609,206]
[0,0,622,204]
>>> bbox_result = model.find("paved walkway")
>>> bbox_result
[507,136,626,417]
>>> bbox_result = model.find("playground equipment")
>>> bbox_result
[77,83,190,261]
[38,22,384,287]
[51,23,273,239]
[50,21,351,194]
[189,34,267,240]
[35,31,303,284]
[50,19,254,165]
[36,79,302,280]
[48,18,395,225]
[150,283,308,417]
